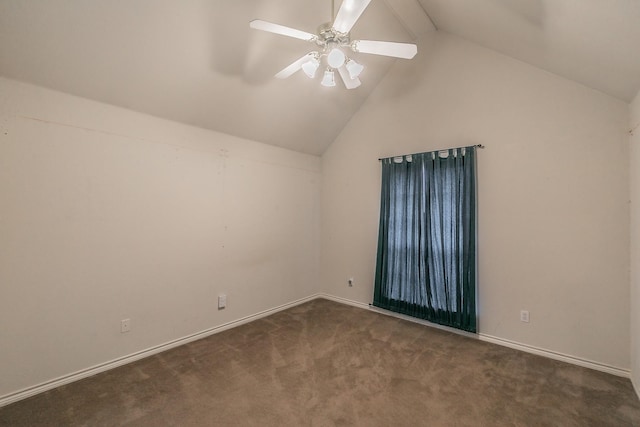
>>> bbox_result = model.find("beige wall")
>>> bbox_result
[631,90,640,392]
[321,32,630,369]
[0,77,321,398]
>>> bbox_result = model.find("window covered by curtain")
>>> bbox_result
[373,146,477,333]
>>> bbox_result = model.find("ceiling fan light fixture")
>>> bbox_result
[301,56,320,78]
[327,48,346,68]
[345,58,364,79]
[321,69,336,87]
[250,0,417,90]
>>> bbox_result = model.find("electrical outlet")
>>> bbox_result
[121,318,131,333]
[218,294,227,309]
[348,277,354,287]
[520,310,530,323]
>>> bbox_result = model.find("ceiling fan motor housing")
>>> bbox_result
[317,23,350,50]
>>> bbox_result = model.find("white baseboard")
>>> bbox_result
[318,294,630,378]
[0,293,322,408]
[317,293,476,339]
[315,293,370,310]
[632,375,640,401]
[478,334,630,378]
[1,293,631,408]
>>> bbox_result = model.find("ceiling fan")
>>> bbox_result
[249,0,417,89]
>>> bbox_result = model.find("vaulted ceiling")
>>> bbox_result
[1,0,639,155]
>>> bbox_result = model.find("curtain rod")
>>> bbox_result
[378,144,485,161]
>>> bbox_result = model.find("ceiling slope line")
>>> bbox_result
[382,0,437,39]
[415,0,438,31]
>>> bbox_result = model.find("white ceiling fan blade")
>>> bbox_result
[275,53,315,79]
[333,0,372,34]
[352,40,417,59]
[337,66,361,89]
[249,19,316,41]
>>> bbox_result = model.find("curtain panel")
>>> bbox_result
[373,146,477,333]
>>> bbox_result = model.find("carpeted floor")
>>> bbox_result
[1,298,640,426]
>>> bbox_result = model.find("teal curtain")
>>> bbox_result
[373,146,477,333]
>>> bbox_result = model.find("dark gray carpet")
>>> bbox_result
[1,298,639,426]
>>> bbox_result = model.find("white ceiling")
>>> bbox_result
[1,1,639,156]
[418,0,640,103]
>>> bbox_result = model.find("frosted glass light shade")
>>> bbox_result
[327,48,346,68]
[301,57,320,78]
[321,69,336,87]
[345,59,364,79]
